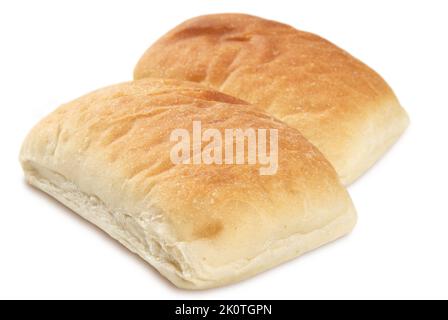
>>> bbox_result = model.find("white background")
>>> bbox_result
[1,0,447,300]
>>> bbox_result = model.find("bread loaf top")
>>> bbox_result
[134,14,409,185]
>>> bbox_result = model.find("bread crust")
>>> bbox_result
[134,13,410,185]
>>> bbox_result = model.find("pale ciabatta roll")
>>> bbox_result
[20,78,356,289]
[134,14,410,185]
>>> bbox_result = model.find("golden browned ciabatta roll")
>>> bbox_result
[20,78,356,289]
[134,14,409,185]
